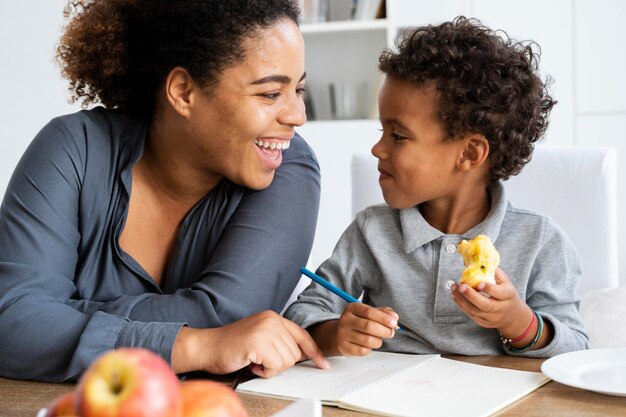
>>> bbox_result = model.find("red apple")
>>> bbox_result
[180,380,249,417]
[75,348,182,417]
[44,390,77,417]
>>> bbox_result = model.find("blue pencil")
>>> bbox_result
[299,266,406,332]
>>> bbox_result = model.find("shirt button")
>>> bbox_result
[445,243,456,254]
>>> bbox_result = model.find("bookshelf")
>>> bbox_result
[300,0,394,121]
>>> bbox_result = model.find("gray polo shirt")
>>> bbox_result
[0,108,320,381]
[285,182,589,357]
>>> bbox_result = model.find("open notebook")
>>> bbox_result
[237,352,550,417]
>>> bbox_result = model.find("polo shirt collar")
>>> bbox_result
[399,181,508,253]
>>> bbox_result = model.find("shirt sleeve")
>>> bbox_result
[125,133,322,327]
[505,221,590,357]
[284,216,379,329]
[0,118,185,382]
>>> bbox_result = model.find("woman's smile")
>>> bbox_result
[254,138,292,169]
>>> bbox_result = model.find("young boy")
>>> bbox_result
[285,17,588,358]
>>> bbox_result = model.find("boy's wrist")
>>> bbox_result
[497,303,535,345]
[308,320,341,356]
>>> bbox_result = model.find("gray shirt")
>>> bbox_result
[0,108,320,381]
[285,182,589,357]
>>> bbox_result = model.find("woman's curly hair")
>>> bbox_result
[56,0,300,116]
[379,16,556,182]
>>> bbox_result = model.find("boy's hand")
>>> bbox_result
[449,268,527,330]
[334,303,399,356]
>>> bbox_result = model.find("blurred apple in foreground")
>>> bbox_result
[75,348,182,417]
[44,390,77,417]
[180,380,249,417]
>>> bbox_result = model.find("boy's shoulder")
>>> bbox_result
[353,204,402,234]
[355,203,398,221]
[503,201,572,243]
[505,202,548,219]
[505,201,555,224]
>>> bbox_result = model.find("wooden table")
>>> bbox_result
[1,356,624,416]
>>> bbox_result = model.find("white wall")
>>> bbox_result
[296,121,379,265]
[574,0,626,288]
[0,1,76,196]
[2,1,625,287]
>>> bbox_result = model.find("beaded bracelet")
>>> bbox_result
[509,312,544,353]
[499,310,536,346]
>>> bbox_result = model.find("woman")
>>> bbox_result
[0,0,328,382]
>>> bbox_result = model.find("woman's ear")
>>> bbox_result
[164,67,194,117]
[458,134,490,172]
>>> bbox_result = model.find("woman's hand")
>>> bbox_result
[172,310,329,378]
[310,303,398,357]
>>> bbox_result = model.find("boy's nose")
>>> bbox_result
[371,138,387,159]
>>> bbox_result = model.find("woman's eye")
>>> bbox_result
[296,86,307,96]
[261,92,281,100]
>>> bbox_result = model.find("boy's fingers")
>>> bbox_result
[459,284,493,310]
[454,285,483,314]
[494,268,509,283]
[377,306,400,321]
[478,270,517,301]
[349,303,398,329]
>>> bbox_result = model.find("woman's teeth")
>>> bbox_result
[254,139,290,150]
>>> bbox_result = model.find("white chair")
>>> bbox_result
[350,146,619,296]
[579,287,626,348]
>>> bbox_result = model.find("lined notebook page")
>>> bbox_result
[238,353,438,404]
[340,357,549,417]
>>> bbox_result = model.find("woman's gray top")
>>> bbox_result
[0,108,320,381]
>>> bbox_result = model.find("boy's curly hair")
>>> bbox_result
[56,0,300,116]
[379,16,556,182]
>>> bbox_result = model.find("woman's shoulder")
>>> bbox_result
[283,131,319,165]
[44,107,143,147]
[16,108,145,184]
[29,107,145,167]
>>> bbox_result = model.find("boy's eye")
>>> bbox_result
[378,128,407,141]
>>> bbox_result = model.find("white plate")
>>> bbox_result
[541,348,626,396]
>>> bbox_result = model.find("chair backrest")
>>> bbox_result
[351,146,619,295]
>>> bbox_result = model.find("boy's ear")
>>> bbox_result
[164,66,195,117]
[458,134,490,171]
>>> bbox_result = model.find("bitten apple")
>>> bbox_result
[75,348,182,417]
[180,380,249,417]
[44,390,77,417]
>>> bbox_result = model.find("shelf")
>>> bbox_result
[301,19,389,34]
